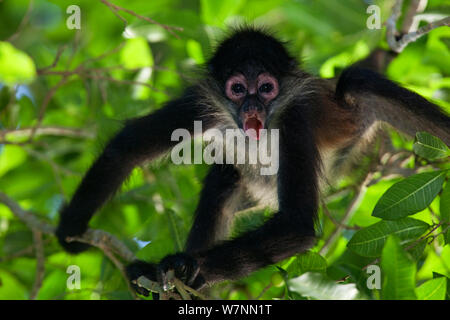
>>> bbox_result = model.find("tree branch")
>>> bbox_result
[0,126,95,141]
[0,192,136,263]
[395,17,450,52]
[401,0,428,34]
[6,0,34,42]
[30,230,45,300]
[319,171,374,255]
[99,0,183,38]
[387,0,450,53]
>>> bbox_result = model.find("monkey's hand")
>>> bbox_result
[126,255,205,299]
[158,253,206,293]
[55,205,91,254]
[126,260,159,298]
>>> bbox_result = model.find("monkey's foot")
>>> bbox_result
[158,253,205,291]
[126,260,159,298]
[55,225,91,254]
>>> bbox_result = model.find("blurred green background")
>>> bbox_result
[0,0,449,300]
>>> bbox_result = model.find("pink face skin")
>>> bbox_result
[225,73,279,140]
[225,72,279,105]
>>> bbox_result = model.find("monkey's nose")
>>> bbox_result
[243,104,263,113]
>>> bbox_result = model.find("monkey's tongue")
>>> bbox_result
[244,117,263,140]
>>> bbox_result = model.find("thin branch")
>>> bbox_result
[255,282,273,300]
[320,171,374,255]
[395,17,450,52]
[404,222,447,251]
[135,271,206,300]
[401,0,428,33]
[386,0,404,51]
[6,0,34,42]
[30,231,45,300]
[28,76,71,142]
[66,229,136,262]
[0,126,95,141]
[75,42,126,67]
[101,246,138,299]
[386,0,450,53]
[0,192,55,234]
[0,239,53,262]
[99,0,183,38]
[0,192,136,263]
[38,45,68,73]
[83,74,168,95]
[321,201,361,231]
[173,278,206,300]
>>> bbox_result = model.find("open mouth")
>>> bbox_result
[244,117,264,140]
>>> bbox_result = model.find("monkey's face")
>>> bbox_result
[225,72,279,140]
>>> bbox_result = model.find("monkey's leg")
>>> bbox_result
[157,104,320,287]
[55,87,216,253]
[336,67,450,145]
[186,164,242,253]
[127,164,242,293]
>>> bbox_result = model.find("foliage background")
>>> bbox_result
[0,0,449,300]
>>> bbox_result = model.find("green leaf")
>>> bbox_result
[120,37,154,69]
[0,270,27,299]
[413,132,450,160]
[446,231,450,246]
[416,278,447,300]
[372,171,446,220]
[200,0,244,26]
[432,272,450,300]
[406,240,426,261]
[186,40,205,64]
[347,218,429,257]
[441,183,450,246]
[36,270,68,300]
[0,145,28,177]
[440,183,450,223]
[0,41,36,85]
[288,272,364,300]
[381,236,417,300]
[3,230,33,255]
[286,251,327,277]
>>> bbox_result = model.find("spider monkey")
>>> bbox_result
[55,27,450,296]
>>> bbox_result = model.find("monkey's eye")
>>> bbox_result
[256,73,279,101]
[259,83,273,93]
[225,74,247,102]
[231,83,246,95]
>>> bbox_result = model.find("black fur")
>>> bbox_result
[185,164,242,253]
[56,27,450,296]
[208,28,296,83]
[125,260,158,298]
[336,66,450,145]
[194,101,319,284]
[56,87,217,252]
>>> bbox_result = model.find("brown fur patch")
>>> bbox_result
[313,79,360,152]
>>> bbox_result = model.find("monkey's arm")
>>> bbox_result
[185,164,242,253]
[126,164,244,293]
[56,87,215,253]
[156,103,319,287]
[336,67,450,145]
